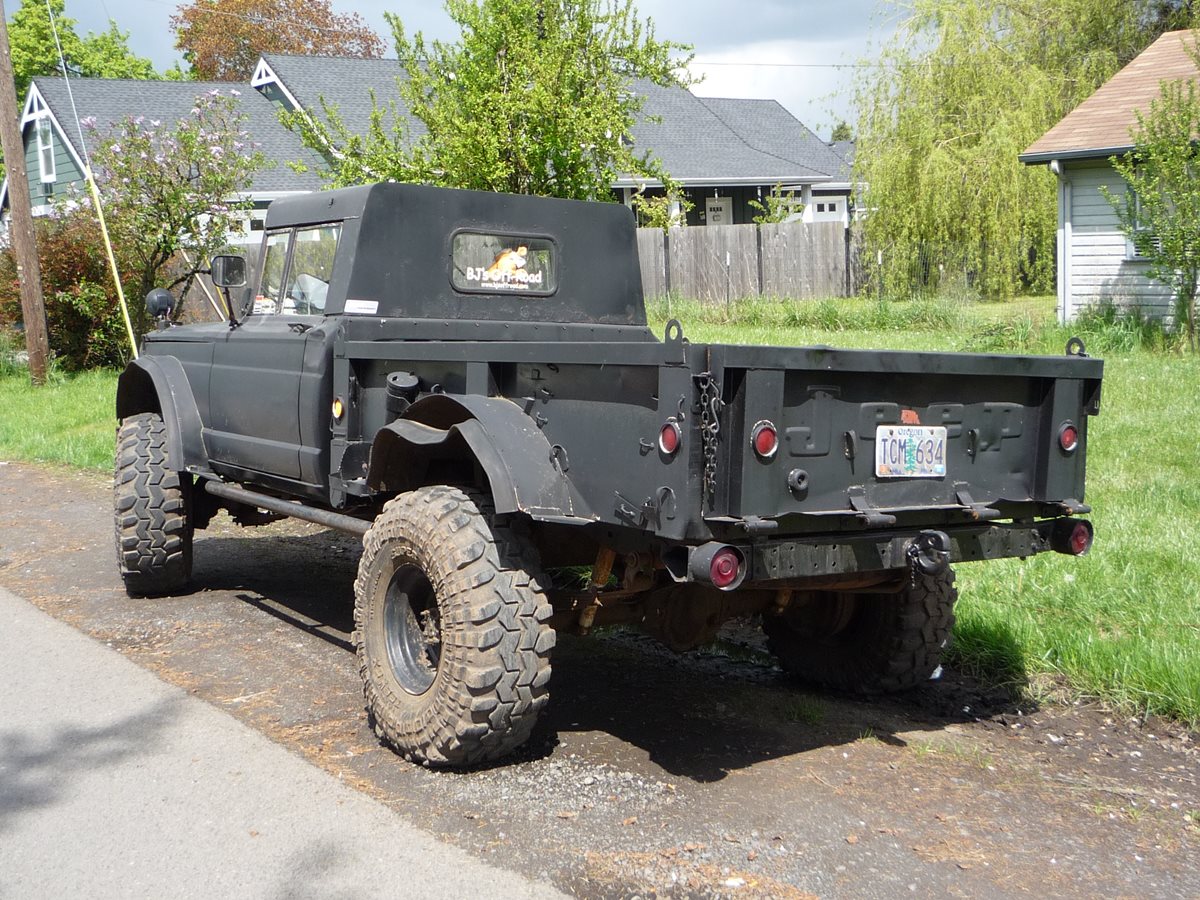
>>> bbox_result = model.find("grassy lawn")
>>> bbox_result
[0,367,117,470]
[2,297,1197,724]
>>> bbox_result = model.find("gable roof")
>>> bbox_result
[1021,30,1200,164]
[695,97,848,180]
[29,76,326,193]
[256,54,847,187]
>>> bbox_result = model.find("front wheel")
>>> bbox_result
[764,568,957,693]
[114,412,193,596]
[353,486,554,767]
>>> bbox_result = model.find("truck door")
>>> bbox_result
[205,224,340,482]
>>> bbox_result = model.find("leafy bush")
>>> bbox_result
[0,212,132,371]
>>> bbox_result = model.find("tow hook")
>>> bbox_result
[908,530,951,576]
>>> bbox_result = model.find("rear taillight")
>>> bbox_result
[1058,421,1079,453]
[689,543,746,591]
[751,420,778,460]
[1068,521,1093,556]
[659,420,681,456]
[1050,518,1093,556]
[710,548,741,588]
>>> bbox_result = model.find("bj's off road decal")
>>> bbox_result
[452,233,556,295]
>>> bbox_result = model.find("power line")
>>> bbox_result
[692,60,874,69]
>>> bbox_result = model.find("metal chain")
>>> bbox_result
[696,373,723,507]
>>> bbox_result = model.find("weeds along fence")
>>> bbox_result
[636,221,857,303]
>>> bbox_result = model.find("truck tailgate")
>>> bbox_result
[705,344,1103,528]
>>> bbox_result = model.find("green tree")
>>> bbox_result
[8,0,156,99]
[286,0,693,201]
[830,121,853,142]
[853,0,1162,299]
[84,89,266,330]
[1102,76,1200,350]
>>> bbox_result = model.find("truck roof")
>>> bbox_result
[263,183,648,326]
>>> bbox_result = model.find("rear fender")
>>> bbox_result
[115,356,207,472]
[366,395,577,517]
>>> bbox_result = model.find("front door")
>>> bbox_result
[204,224,340,482]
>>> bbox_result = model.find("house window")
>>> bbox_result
[36,117,55,184]
[816,203,826,212]
[1126,190,1159,260]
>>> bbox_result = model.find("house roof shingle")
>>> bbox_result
[694,97,848,180]
[32,76,325,192]
[1021,30,1200,163]
[259,54,846,186]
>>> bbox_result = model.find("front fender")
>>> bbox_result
[367,395,579,518]
[116,356,207,472]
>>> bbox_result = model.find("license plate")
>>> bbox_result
[875,425,947,478]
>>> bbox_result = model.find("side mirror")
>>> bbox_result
[210,254,247,288]
[145,288,175,319]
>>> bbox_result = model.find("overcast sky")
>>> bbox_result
[59,0,895,138]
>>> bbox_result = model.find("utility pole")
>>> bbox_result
[0,0,50,385]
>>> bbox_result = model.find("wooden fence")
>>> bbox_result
[636,220,855,303]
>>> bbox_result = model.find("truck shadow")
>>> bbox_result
[529,630,1032,782]
[191,530,1034,784]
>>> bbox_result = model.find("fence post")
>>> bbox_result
[844,226,851,297]
[756,224,764,296]
[664,228,672,298]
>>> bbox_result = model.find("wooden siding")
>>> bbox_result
[637,221,851,302]
[668,223,760,301]
[23,118,83,207]
[1064,159,1174,322]
[636,228,668,299]
[760,220,846,299]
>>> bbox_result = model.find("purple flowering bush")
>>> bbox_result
[87,89,265,315]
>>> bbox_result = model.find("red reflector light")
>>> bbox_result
[751,420,779,460]
[1069,521,1093,556]
[658,421,681,456]
[1058,422,1079,453]
[710,548,742,588]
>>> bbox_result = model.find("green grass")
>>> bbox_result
[2,300,1198,724]
[0,365,117,470]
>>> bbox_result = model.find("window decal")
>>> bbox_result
[452,233,557,295]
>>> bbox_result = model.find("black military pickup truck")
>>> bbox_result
[115,183,1102,767]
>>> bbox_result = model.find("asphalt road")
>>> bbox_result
[1,461,1197,898]
[0,584,564,899]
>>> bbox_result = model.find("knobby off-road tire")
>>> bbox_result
[114,412,193,597]
[764,568,957,693]
[353,485,555,767]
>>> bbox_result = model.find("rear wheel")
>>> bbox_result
[353,485,554,767]
[114,412,193,597]
[764,568,957,693]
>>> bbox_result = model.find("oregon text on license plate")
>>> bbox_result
[875,425,947,478]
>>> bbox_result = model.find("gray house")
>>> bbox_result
[1,76,325,242]
[1020,30,1198,323]
[250,54,852,226]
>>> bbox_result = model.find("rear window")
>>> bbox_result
[451,232,557,295]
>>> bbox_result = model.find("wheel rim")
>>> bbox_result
[382,564,441,695]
